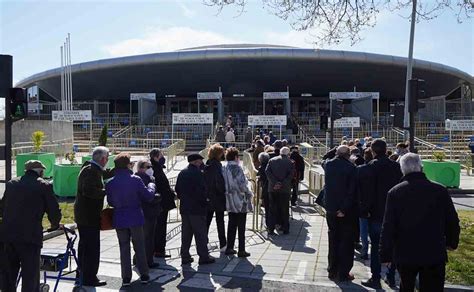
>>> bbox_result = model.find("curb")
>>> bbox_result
[42,223,77,241]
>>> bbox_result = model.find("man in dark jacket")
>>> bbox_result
[360,139,403,289]
[1,160,61,291]
[215,126,226,143]
[290,146,305,206]
[380,153,460,291]
[323,145,357,282]
[176,153,215,265]
[74,146,113,287]
[204,144,227,250]
[265,147,295,234]
[244,127,253,148]
[150,148,176,258]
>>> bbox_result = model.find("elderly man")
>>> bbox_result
[380,153,460,291]
[323,145,357,282]
[1,160,61,291]
[175,153,215,265]
[265,146,295,235]
[74,146,113,287]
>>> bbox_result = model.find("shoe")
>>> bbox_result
[140,274,150,284]
[268,230,278,236]
[122,278,131,287]
[199,256,216,265]
[181,257,194,265]
[238,251,250,258]
[225,249,237,255]
[384,277,396,288]
[328,273,337,281]
[361,278,382,289]
[291,201,297,206]
[338,273,355,282]
[154,252,171,258]
[355,242,363,251]
[148,262,160,269]
[83,279,107,287]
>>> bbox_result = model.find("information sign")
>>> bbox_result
[52,110,92,121]
[263,92,289,100]
[172,113,213,124]
[248,115,287,126]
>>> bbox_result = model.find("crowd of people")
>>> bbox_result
[321,137,461,290]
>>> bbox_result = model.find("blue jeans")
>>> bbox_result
[368,221,382,280]
[359,218,369,256]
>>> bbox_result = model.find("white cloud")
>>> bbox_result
[103,27,244,57]
[177,1,196,18]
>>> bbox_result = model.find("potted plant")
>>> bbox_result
[53,151,82,197]
[422,150,461,188]
[16,131,56,178]
[81,124,115,168]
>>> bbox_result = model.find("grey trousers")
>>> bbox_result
[180,214,209,260]
[116,226,149,281]
[143,216,158,266]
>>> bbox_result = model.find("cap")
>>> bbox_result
[187,153,204,163]
[25,160,46,171]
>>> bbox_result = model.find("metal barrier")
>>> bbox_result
[162,139,186,169]
[307,168,326,216]
[11,138,74,158]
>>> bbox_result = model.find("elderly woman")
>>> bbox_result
[257,152,271,229]
[106,153,156,286]
[204,144,227,251]
[222,147,253,257]
[134,159,161,269]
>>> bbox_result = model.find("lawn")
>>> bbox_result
[446,210,474,286]
[42,201,75,230]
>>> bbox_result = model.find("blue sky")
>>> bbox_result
[1,0,472,85]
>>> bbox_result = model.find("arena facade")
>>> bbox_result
[17,44,473,123]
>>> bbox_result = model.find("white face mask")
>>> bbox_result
[145,168,154,177]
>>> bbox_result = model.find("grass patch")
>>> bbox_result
[446,210,474,286]
[42,201,75,230]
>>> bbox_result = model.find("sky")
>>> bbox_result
[0,0,472,85]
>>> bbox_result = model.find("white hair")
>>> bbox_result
[92,146,109,163]
[336,145,350,158]
[280,147,290,156]
[399,153,422,175]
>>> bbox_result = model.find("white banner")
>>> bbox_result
[248,115,287,126]
[130,93,156,101]
[330,117,360,128]
[263,92,289,100]
[330,92,380,100]
[197,92,222,100]
[52,110,92,121]
[445,119,474,131]
[172,113,213,124]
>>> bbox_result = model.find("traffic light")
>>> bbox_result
[409,79,426,113]
[320,114,328,130]
[9,87,27,122]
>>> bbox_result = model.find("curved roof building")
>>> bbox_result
[17,44,473,116]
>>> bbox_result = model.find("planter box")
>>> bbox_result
[81,154,115,169]
[16,152,56,178]
[53,164,82,197]
[422,160,460,188]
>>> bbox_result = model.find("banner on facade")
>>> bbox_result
[330,92,379,100]
[130,93,156,101]
[52,110,92,121]
[172,113,213,124]
[263,92,289,100]
[248,115,287,126]
[330,117,361,128]
[197,92,222,100]
[445,119,474,131]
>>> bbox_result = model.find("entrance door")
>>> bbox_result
[265,100,285,115]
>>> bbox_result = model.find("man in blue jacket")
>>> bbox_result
[175,153,215,265]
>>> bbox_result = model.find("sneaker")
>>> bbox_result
[140,274,150,284]
[224,249,237,255]
[122,278,131,287]
[199,256,216,265]
[148,262,160,269]
[361,278,382,289]
[181,257,194,265]
[238,251,250,258]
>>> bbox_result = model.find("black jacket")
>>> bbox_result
[257,160,269,198]
[135,172,161,220]
[359,155,403,222]
[204,159,226,212]
[1,171,61,246]
[323,156,357,216]
[290,152,305,181]
[175,164,208,216]
[379,172,460,265]
[74,161,114,227]
[152,159,176,211]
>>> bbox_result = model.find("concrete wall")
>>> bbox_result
[0,120,73,143]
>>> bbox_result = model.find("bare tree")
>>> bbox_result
[204,0,473,46]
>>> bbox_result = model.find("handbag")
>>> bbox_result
[100,207,114,231]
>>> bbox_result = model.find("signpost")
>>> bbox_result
[248,115,287,139]
[330,117,361,140]
[171,113,214,141]
[445,119,474,160]
[53,110,93,151]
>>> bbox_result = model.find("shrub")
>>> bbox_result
[31,131,46,153]
[433,151,446,162]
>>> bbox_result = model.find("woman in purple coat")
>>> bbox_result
[106,153,156,287]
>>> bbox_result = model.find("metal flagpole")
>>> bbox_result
[403,0,417,136]
[60,46,64,110]
[64,41,69,111]
[68,33,73,110]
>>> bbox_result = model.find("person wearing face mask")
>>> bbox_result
[134,160,161,269]
[149,148,176,258]
[1,160,62,291]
